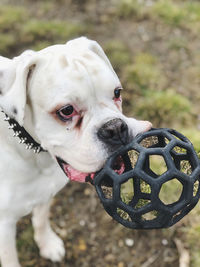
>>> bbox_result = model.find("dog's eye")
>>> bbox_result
[114,87,122,100]
[56,105,76,121]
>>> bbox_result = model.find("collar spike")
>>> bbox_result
[4,117,10,121]
[2,111,46,153]
[8,125,15,129]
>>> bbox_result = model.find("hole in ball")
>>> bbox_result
[128,150,139,168]
[112,156,125,175]
[180,160,192,175]
[117,208,132,221]
[140,136,159,148]
[140,135,169,148]
[140,179,151,194]
[159,178,183,205]
[173,146,187,154]
[149,155,168,176]
[141,210,158,221]
[135,199,151,209]
[99,175,113,199]
[193,180,200,197]
[101,186,113,199]
[120,178,134,205]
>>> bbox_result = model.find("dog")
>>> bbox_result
[0,37,152,267]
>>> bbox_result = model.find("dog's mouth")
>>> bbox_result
[56,156,125,184]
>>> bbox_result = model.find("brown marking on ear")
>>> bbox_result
[27,64,36,80]
[59,56,68,68]
[27,64,36,90]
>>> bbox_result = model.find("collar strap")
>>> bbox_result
[2,111,46,153]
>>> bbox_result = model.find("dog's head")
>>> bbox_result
[0,37,151,182]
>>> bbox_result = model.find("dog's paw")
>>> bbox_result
[36,230,65,262]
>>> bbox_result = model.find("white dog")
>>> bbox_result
[0,37,151,267]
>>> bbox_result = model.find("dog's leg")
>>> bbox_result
[32,201,65,262]
[0,219,21,267]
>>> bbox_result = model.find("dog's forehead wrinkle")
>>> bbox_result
[59,55,69,68]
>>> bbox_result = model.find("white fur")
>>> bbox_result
[0,37,151,267]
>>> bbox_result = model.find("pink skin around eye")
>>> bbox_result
[60,108,78,120]
[114,96,122,102]
[114,96,122,110]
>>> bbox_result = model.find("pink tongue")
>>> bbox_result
[62,157,125,183]
[63,164,95,182]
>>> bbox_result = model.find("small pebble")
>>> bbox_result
[84,188,91,196]
[118,262,125,267]
[162,239,168,246]
[79,220,86,226]
[118,239,124,248]
[89,222,97,228]
[105,254,115,262]
[59,220,66,228]
[125,238,134,247]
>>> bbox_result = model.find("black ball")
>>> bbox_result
[94,128,200,229]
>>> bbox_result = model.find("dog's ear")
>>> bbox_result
[85,38,114,71]
[66,37,115,72]
[0,50,36,126]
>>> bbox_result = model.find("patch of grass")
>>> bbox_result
[0,5,88,56]
[135,89,194,128]
[0,33,16,55]
[116,0,143,19]
[38,1,56,16]
[184,2,200,23]
[181,128,200,153]
[168,36,189,51]
[152,0,187,26]
[0,5,28,56]
[0,5,27,32]
[104,40,131,72]
[123,52,166,96]
[120,178,134,204]
[31,41,53,51]
[17,224,38,257]
[21,20,86,44]
[17,225,34,250]
[151,0,200,31]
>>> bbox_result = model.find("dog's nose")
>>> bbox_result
[97,118,129,146]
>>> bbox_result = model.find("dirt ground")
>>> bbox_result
[17,181,182,267]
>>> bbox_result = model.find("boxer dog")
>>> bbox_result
[0,37,151,267]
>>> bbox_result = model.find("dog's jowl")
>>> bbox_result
[0,37,151,267]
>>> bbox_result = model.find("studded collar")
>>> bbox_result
[2,111,45,153]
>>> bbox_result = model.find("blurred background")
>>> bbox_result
[1,0,200,266]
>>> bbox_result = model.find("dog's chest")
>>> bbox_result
[14,167,67,216]
[0,156,67,218]
[0,116,67,218]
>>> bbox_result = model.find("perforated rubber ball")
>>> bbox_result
[94,128,200,229]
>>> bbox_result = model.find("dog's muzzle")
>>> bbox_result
[97,118,129,149]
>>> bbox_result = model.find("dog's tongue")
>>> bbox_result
[58,156,125,183]
[63,164,95,183]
